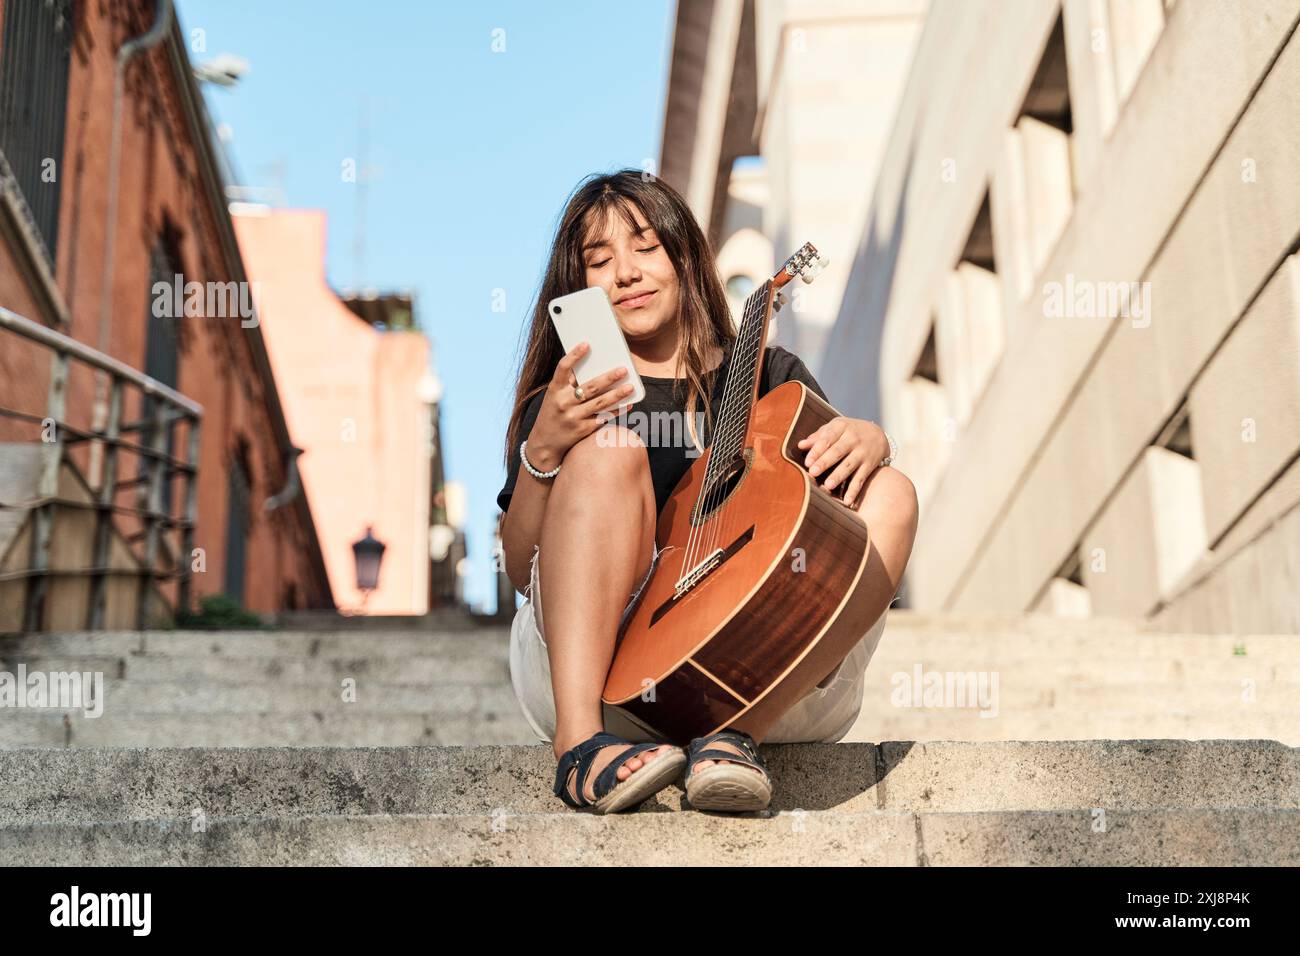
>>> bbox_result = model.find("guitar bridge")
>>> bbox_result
[649,524,756,628]
[674,549,724,597]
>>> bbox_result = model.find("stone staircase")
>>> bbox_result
[840,613,1300,744]
[0,741,1294,864]
[0,612,1296,864]
[0,617,533,747]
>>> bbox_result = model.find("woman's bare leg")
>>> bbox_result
[540,424,676,803]
[691,466,920,773]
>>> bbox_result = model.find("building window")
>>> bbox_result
[0,0,76,263]
[141,238,182,516]
[1095,0,1167,134]
[899,323,950,506]
[936,189,1004,426]
[1038,548,1091,618]
[993,11,1076,303]
[224,449,251,605]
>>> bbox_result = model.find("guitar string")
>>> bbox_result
[695,279,771,571]
[682,280,766,581]
[683,249,810,583]
[704,281,771,562]
[713,340,763,567]
[697,252,815,584]
[709,264,804,566]
[708,324,766,566]
[680,281,765,581]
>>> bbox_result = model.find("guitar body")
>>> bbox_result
[602,379,876,745]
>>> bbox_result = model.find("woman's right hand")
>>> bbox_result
[524,342,635,473]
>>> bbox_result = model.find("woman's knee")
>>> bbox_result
[556,424,649,488]
[858,466,919,534]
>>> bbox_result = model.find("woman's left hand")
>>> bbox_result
[796,417,889,509]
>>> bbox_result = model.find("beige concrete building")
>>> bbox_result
[231,207,460,614]
[659,0,927,347]
[662,0,1300,633]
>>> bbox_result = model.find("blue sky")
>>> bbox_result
[178,1,676,613]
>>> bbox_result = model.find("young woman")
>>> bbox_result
[497,169,918,814]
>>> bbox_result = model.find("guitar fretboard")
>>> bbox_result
[703,278,773,485]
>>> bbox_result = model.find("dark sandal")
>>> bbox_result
[685,728,772,812]
[553,731,686,813]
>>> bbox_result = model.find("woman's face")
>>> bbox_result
[581,204,680,342]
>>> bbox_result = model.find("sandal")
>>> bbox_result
[552,731,686,813]
[685,728,772,812]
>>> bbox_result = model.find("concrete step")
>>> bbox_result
[885,610,1155,630]
[7,630,1293,671]
[0,612,1195,661]
[854,675,1300,711]
[0,710,538,747]
[1013,681,1298,711]
[5,704,1294,747]
[0,628,512,660]
[867,630,1298,659]
[0,740,1292,825]
[12,671,1300,717]
[8,631,1289,669]
[1,653,509,685]
[0,740,1293,865]
[16,677,1293,724]
[4,619,1295,749]
[65,678,525,715]
[841,707,1300,744]
[9,645,1290,689]
[3,807,1295,865]
[0,617,1258,654]
[17,668,1297,719]
[862,656,1300,683]
[267,609,485,631]
[5,696,1293,749]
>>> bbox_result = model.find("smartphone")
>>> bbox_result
[547,286,645,411]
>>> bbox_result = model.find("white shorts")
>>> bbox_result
[508,542,889,744]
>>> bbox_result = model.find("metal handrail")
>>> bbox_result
[0,306,202,416]
[0,305,203,630]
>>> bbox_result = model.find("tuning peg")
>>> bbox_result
[801,255,830,283]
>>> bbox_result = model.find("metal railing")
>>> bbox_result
[0,306,203,630]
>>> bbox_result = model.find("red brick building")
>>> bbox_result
[0,0,331,627]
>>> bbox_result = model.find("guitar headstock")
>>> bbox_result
[774,242,830,289]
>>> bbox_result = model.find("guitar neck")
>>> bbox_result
[707,280,775,476]
[700,241,825,486]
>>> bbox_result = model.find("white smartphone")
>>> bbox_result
[547,286,645,411]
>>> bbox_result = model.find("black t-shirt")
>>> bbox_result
[497,343,828,516]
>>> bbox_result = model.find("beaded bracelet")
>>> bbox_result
[880,430,898,468]
[520,439,561,479]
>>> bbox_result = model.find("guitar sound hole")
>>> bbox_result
[692,450,751,525]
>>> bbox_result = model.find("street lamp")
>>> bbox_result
[351,525,386,606]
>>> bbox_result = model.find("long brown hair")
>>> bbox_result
[503,169,736,467]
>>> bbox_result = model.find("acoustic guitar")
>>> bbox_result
[602,243,878,745]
